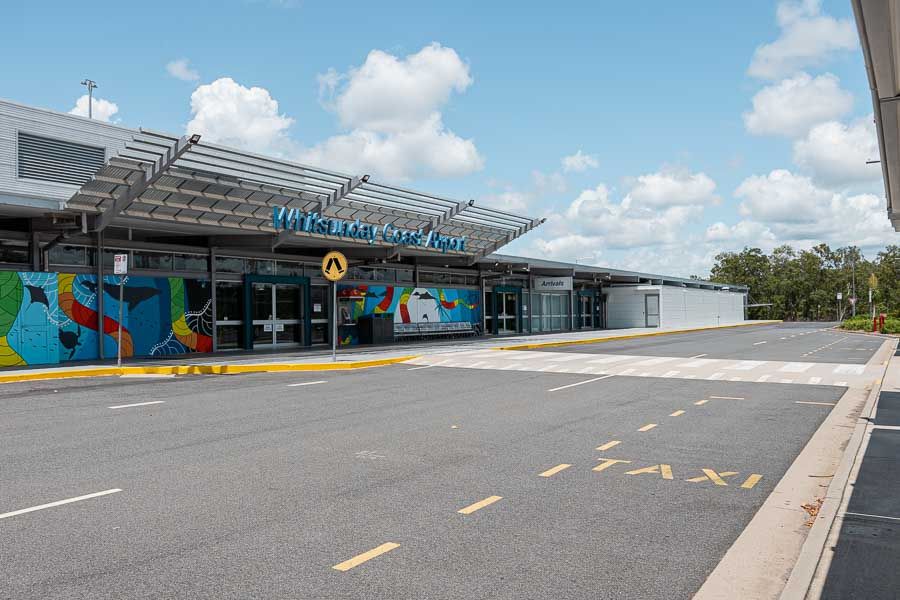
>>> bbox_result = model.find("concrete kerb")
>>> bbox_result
[494,320,783,351]
[777,339,897,600]
[0,355,420,385]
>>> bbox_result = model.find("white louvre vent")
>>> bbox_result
[17,132,105,186]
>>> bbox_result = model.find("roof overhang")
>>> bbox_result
[852,0,900,230]
[67,129,544,258]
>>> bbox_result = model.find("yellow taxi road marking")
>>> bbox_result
[670,410,685,417]
[795,401,837,406]
[108,400,165,409]
[0,489,122,520]
[741,474,763,489]
[637,423,657,432]
[458,495,503,514]
[687,470,738,485]
[332,542,400,571]
[596,440,621,451]
[709,396,745,400]
[625,464,673,479]
[694,399,709,406]
[593,458,631,472]
[287,380,327,387]
[539,464,573,477]
[547,375,613,392]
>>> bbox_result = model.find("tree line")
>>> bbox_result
[706,244,900,321]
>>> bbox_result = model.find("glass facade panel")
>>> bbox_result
[215,281,243,322]
[216,325,242,350]
[49,244,89,266]
[396,269,414,283]
[247,259,275,275]
[133,251,172,271]
[0,244,28,264]
[174,253,208,272]
[215,256,245,274]
[276,261,305,277]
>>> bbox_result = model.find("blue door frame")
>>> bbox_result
[491,285,523,334]
[242,275,311,350]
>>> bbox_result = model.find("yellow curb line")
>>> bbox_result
[0,355,420,385]
[494,321,783,351]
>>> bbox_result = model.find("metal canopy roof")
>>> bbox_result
[67,130,544,258]
[852,0,900,230]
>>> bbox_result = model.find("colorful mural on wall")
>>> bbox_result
[337,284,481,345]
[0,271,212,366]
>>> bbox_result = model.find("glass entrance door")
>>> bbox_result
[645,294,660,328]
[498,291,518,333]
[252,283,303,347]
[579,295,593,328]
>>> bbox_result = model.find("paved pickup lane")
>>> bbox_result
[0,353,852,600]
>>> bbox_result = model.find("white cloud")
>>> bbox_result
[748,0,857,80]
[297,113,482,180]
[625,168,719,207]
[531,170,567,194]
[736,169,832,223]
[69,95,119,122]
[743,72,852,137]
[166,58,200,82]
[793,116,882,186]
[185,77,295,155]
[561,150,599,173]
[324,43,472,134]
[481,190,531,213]
[563,183,703,249]
[303,43,483,180]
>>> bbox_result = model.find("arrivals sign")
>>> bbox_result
[273,208,467,253]
[534,276,573,292]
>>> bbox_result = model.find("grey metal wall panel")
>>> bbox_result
[0,98,136,206]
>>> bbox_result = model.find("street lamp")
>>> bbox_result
[80,79,97,119]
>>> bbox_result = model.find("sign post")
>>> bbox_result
[321,251,348,362]
[113,253,128,367]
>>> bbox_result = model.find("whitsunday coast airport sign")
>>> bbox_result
[273,208,467,253]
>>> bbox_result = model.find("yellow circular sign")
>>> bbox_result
[322,251,348,282]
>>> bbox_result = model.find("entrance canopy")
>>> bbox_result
[67,130,543,260]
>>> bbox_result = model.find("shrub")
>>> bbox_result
[841,315,900,333]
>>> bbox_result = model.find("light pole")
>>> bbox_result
[80,79,97,119]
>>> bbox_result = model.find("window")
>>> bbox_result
[276,261,305,277]
[215,256,245,274]
[17,132,105,185]
[246,259,274,275]
[0,244,28,264]
[133,251,172,271]
[174,253,208,272]
[48,244,92,267]
[396,269,414,283]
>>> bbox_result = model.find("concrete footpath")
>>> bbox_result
[0,320,780,384]
[793,346,900,599]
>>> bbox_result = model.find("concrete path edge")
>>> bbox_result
[0,355,421,384]
[777,340,896,600]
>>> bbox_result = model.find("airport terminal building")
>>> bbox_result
[0,98,747,366]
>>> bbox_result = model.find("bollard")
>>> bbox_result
[874,316,879,333]
[880,314,886,332]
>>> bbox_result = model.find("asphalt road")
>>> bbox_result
[0,360,844,599]
[538,322,882,364]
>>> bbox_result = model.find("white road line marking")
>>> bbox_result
[679,359,715,368]
[548,375,613,392]
[0,489,122,520]
[548,355,587,362]
[779,379,794,384]
[873,425,900,431]
[618,368,636,376]
[709,395,745,400]
[795,401,836,406]
[780,363,813,373]
[728,377,743,381]
[662,370,680,377]
[287,380,328,386]
[753,341,767,345]
[406,365,434,371]
[726,361,767,371]
[638,372,651,377]
[756,375,771,382]
[632,357,677,366]
[108,400,166,409]
[689,354,707,359]
[833,364,865,375]
[587,355,633,364]
[707,372,725,380]
[807,377,822,385]
[835,381,848,387]
[844,511,900,522]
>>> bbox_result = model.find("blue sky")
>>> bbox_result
[3,0,891,276]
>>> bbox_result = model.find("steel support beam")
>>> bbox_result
[94,135,198,232]
[423,199,474,235]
